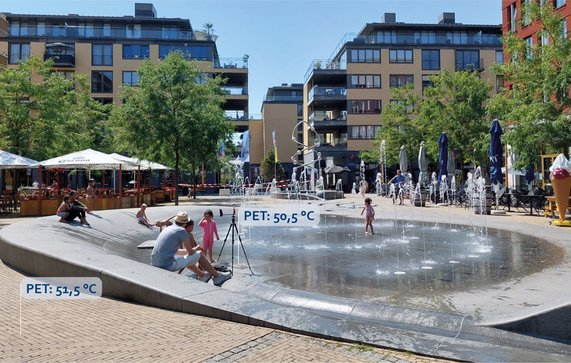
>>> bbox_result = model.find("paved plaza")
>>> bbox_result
[0,198,447,363]
[1,193,570,362]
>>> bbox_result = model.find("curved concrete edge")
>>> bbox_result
[1,206,571,362]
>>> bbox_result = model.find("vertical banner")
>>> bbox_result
[272,130,278,162]
[240,130,250,163]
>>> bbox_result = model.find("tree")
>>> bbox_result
[0,56,110,160]
[361,84,422,166]
[110,52,233,205]
[487,1,571,169]
[203,23,214,39]
[418,70,492,167]
[260,150,284,181]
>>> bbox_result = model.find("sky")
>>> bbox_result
[2,0,502,115]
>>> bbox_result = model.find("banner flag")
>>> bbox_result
[272,130,278,163]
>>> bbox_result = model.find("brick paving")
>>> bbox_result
[0,214,448,363]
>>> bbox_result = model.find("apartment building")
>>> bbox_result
[0,14,7,66]
[503,0,570,41]
[0,3,248,132]
[303,12,503,184]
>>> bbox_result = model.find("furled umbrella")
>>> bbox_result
[489,119,504,186]
[418,141,428,186]
[399,145,408,174]
[525,163,535,190]
[438,132,448,183]
[447,150,455,184]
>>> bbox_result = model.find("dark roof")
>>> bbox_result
[359,22,502,35]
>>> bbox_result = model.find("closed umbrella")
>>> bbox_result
[418,141,428,186]
[438,132,448,182]
[399,145,408,173]
[525,163,535,185]
[489,119,503,185]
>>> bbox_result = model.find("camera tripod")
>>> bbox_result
[217,209,254,276]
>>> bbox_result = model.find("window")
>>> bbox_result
[9,21,30,36]
[389,99,414,113]
[91,71,113,93]
[8,43,30,64]
[349,75,381,88]
[496,50,504,64]
[78,23,94,38]
[455,50,480,70]
[522,0,531,26]
[349,48,380,63]
[162,25,178,39]
[422,50,440,70]
[159,45,211,60]
[525,36,533,59]
[349,125,381,139]
[122,71,139,86]
[561,19,568,39]
[496,75,505,93]
[422,75,433,92]
[92,44,113,66]
[509,3,517,32]
[389,74,414,88]
[93,98,113,105]
[122,44,150,59]
[349,100,381,114]
[555,0,566,8]
[389,49,413,63]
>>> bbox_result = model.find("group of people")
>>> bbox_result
[149,210,231,287]
[55,190,91,225]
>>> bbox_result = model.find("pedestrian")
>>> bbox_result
[56,195,71,222]
[360,197,375,234]
[199,209,220,263]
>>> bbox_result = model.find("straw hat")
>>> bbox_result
[174,211,189,224]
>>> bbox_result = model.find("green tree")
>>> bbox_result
[487,1,571,169]
[361,84,422,166]
[110,52,233,205]
[0,56,109,160]
[418,70,492,166]
[260,150,284,181]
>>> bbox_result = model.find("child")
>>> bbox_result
[56,195,71,222]
[360,197,375,234]
[199,209,219,263]
[136,203,154,228]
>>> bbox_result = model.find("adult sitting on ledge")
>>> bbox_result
[62,190,90,226]
[151,211,231,287]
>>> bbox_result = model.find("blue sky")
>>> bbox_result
[2,0,502,115]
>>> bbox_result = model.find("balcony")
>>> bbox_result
[304,58,347,81]
[455,58,484,72]
[308,86,346,103]
[44,42,75,66]
[221,86,247,96]
[213,57,249,70]
[9,25,195,41]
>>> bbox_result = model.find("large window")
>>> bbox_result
[92,44,113,66]
[349,75,381,88]
[122,44,150,59]
[122,71,139,86]
[422,75,433,93]
[8,43,30,64]
[455,50,480,70]
[159,45,211,60]
[555,0,566,8]
[389,49,413,63]
[91,71,113,93]
[421,50,440,70]
[389,74,414,88]
[349,49,380,63]
[349,125,381,139]
[525,36,533,58]
[349,100,381,114]
[496,50,504,64]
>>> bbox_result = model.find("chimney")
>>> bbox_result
[382,13,396,23]
[135,3,157,18]
[438,12,455,24]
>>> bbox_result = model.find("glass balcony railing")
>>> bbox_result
[9,25,195,41]
[213,57,249,69]
[44,53,75,66]
[221,86,247,95]
[308,86,346,102]
[304,58,347,81]
[309,111,347,121]
[264,95,302,102]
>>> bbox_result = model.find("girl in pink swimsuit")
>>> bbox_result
[199,209,220,262]
[360,197,375,234]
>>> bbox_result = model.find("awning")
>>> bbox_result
[324,165,350,174]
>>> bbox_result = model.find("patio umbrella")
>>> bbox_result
[438,132,448,182]
[0,149,38,169]
[399,145,408,173]
[418,141,428,186]
[489,119,503,186]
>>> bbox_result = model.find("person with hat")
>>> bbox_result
[151,211,232,286]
